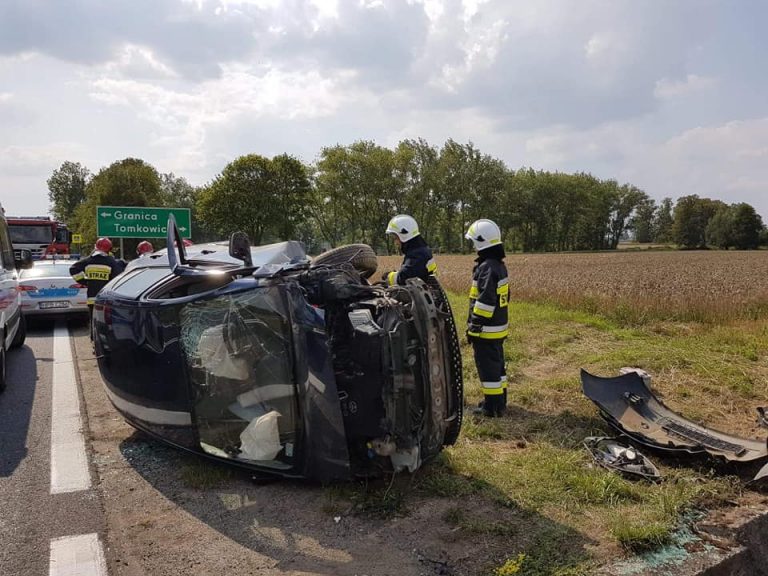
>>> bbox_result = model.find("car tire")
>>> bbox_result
[312,244,378,279]
[10,315,26,349]
[0,343,6,393]
[431,282,463,446]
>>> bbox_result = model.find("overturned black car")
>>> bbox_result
[93,222,463,482]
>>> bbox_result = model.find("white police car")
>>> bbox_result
[18,258,88,316]
[1,201,33,392]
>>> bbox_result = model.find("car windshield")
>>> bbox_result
[9,224,54,244]
[20,262,73,279]
[178,286,298,470]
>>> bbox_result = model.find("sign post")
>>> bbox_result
[96,206,192,239]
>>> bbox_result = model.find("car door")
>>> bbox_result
[0,216,21,348]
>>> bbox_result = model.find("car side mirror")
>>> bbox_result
[229,231,253,267]
[14,249,33,270]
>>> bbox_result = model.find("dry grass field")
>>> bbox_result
[380,250,768,323]
[365,250,768,575]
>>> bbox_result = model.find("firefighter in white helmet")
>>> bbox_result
[465,219,509,417]
[382,214,437,286]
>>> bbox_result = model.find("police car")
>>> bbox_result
[18,258,88,316]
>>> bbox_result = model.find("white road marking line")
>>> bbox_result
[49,533,107,576]
[51,322,91,494]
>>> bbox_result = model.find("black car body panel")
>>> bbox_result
[94,239,462,481]
[581,369,768,463]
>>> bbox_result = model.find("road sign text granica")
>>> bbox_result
[97,206,192,239]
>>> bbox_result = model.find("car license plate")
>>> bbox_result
[39,301,70,309]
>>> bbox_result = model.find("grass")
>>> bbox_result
[179,460,235,489]
[413,287,755,572]
[320,281,758,573]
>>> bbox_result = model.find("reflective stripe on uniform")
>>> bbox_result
[85,264,112,282]
[87,297,96,305]
[482,380,504,395]
[426,258,437,273]
[468,323,509,339]
[387,271,397,286]
[497,278,509,307]
[501,374,508,389]
[72,272,86,281]
[472,301,495,318]
[469,280,479,299]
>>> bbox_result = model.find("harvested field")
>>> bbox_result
[370,249,768,574]
[379,250,768,323]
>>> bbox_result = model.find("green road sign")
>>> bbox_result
[96,206,192,239]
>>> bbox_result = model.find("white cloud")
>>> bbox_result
[654,74,717,100]
[104,45,178,79]
[0,143,88,175]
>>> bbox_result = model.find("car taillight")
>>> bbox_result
[18,285,37,292]
[70,283,86,289]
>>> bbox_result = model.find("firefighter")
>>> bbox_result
[465,219,509,417]
[382,214,437,286]
[69,237,125,338]
[136,240,154,258]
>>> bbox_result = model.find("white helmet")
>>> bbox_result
[385,214,420,242]
[465,219,502,252]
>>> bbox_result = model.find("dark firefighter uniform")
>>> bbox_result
[69,252,125,335]
[467,245,509,416]
[386,235,438,286]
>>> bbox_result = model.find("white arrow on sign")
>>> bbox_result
[178,227,187,232]
[100,212,112,217]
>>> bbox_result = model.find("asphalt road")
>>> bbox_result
[0,319,106,576]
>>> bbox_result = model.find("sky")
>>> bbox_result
[1,0,767,220]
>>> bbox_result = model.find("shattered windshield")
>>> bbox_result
[179,286,298,470]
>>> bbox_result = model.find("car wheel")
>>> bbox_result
[10,315,26,349]
[311,244,378,279]
[0,343,6,393]
[431,282,463,446]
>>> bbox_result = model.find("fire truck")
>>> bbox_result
[7,217,72,259]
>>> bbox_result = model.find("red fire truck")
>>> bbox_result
[7,217,72,259]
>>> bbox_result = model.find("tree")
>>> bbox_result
[158,173,217,243]
[730,203,763,249]
[71,158,163,253]
[631,198,656,243]
[653,198,674,243]
[673,195,726,249]
[705,207,734,249]
[47,161,90,222]
[270,154,313,242]
[313,141,401,251]
[198,154,277,245]
[607,184,648,249]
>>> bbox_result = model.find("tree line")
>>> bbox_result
[47,139,766,256]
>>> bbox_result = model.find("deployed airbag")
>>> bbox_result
[239,411,282,461]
